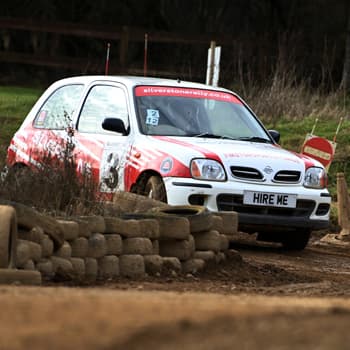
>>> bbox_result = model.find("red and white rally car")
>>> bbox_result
[7,75,331,249]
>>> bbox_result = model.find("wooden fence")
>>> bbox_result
[0,17,235,80]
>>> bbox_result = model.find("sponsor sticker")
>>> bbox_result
[145,109,160,126]
[135,86,242,104]
[160,157,173,174]
[35,110,48,126]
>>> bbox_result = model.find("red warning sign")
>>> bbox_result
[301,134,336,170]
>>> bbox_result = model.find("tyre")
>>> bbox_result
[70,237,89,258]
[256,231,280,243]
[113,191,168,214]
[69,257,86,280]
[120,212,191,240]
[144,176,167,202]
[98,255,119,279]
[0,205,17,268]
[192,230,221,252]
[87,233,107,258]
[0,269,41,285]
[150,205,213,233]
[280,229,311,251]
[119,255,145,278]
[159,236,194,260]
[257,229,311,251]
[123,237,153,255]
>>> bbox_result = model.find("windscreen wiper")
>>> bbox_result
[190,132,237,140]
[238,136,272,143]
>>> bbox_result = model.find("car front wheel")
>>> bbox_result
[257,228,311,251]
[144,176,167,202]
[280,229,311,251]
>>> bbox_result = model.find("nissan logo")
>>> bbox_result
[263,166,273,174]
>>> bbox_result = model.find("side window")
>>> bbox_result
[33,84,84,129]
[78,85,129,134]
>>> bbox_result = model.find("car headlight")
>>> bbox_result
[304,167,327,189]
[190,158,226,181]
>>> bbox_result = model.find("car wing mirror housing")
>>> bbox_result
[268,129,280,143]
[102,118,128,135]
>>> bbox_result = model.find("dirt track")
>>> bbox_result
[2,231,350,350]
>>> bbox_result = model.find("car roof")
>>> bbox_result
[54,75,231,93]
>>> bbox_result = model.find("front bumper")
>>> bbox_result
[164,177,331,231]
[238,212,329,231]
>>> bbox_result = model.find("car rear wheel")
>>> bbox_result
[144,176,167,203]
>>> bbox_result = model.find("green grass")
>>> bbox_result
[0,86,42,118]
[263,116,350,196]
[0,86,42,163]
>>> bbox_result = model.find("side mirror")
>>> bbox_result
[268,129,280,143]
[102,118,128,135]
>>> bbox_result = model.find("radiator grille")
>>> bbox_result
[230,166,263,180]
[274,170,301,183]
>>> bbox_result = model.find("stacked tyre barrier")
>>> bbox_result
[147,206,238,274]
[0,201,238,285]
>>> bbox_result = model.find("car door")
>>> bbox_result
[74,83,132,195]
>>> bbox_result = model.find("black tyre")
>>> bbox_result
[280,229,311,251]
[144,176,167,202]
[149,205,213,233]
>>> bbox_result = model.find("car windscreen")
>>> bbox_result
[134,86,271,141]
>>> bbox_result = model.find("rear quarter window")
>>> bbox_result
[33,84,84,129]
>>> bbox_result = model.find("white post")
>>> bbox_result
[212,46,221,87]
[206,41,216,85]
[206,41,221,86]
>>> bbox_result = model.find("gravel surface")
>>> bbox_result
[2,231,350,350]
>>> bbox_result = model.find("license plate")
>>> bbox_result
[243,191,297,208]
